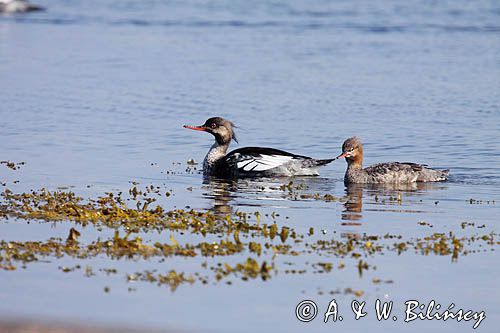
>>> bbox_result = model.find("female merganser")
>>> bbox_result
[184,117,335,178]
[336,137,449,184]
[0,0,44,13]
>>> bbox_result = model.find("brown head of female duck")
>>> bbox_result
[336,137,449,184]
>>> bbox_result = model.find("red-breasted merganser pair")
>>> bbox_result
[336,137,449,184]
[184,117,335,178]
[0,0,43,13]
[184,117,449,183]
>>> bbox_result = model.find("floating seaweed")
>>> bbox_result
[0,185,498,293]
[0,161,25,170]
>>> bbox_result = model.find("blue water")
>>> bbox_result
[1,1,500,332]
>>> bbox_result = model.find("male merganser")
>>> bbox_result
[184,117,335,178]
[336,137,449,184]
[0,0,44,13]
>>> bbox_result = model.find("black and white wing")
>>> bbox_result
[224,147,310,175]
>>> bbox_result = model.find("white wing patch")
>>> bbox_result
[236,154,294,172]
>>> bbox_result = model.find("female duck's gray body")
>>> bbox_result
[337,137,449,184]
[184,117,335,179]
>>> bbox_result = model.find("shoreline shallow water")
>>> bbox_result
[1,162,499,332]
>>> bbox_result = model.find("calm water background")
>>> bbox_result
[1,0,500,332]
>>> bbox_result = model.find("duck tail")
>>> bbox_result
[313,158,336,166]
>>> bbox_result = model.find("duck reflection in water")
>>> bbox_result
[201,176,448,227]
[202,179,236,216]
[342,182,448,223]
[202,176,337,216]
[342,184,364,223]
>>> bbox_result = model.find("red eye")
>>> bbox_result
[211,123,217,128]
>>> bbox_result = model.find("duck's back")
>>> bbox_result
[362,162,448,183]
[211,147,328,178]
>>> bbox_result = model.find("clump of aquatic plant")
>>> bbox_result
[0,160,25,170]
[1,186,499,294]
